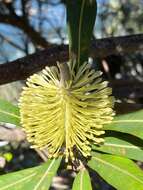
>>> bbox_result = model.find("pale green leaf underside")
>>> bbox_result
[104,110,143,140]
[72,169,92,190]
[0,158,61,190]
[92,136,143,161]
[88,153,143,190]
[0,98,20,126]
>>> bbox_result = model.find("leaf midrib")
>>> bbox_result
[78,0,86,65]
[80,170,84,190]
[92,156,143,185]
[0,108,20,119]
[112,120,143,123]
[33,159,56,190]
[104,143,142,150]
[1,172,36,190]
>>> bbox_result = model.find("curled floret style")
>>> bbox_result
[19,61,114,162]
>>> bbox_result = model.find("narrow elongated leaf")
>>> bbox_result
[0,158,61,190]
[88,153,143,190]
[0,98,20,126]
[66,0,97,65]
[92,135,143,161]
[104,110,143,140]
[72,169,92,190]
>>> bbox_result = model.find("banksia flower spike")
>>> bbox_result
[19,61,114,162]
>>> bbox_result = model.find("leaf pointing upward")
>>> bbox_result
[72,169,92,190]
[66,0,97,66]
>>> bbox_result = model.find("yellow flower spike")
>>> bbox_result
[19,61,115,162]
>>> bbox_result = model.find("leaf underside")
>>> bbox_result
[92,133,143,161]
[104,110,143,140]
[88,152,143,190]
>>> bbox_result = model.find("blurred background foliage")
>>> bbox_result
[0,0,143,189]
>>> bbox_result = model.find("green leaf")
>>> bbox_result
[66,0,97,66]
[0,158,61,190]
[104,110,143,140]
[92,134,143,161]
[88,152,143,190]
[72,169,92,190]
[0,98,20,126]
